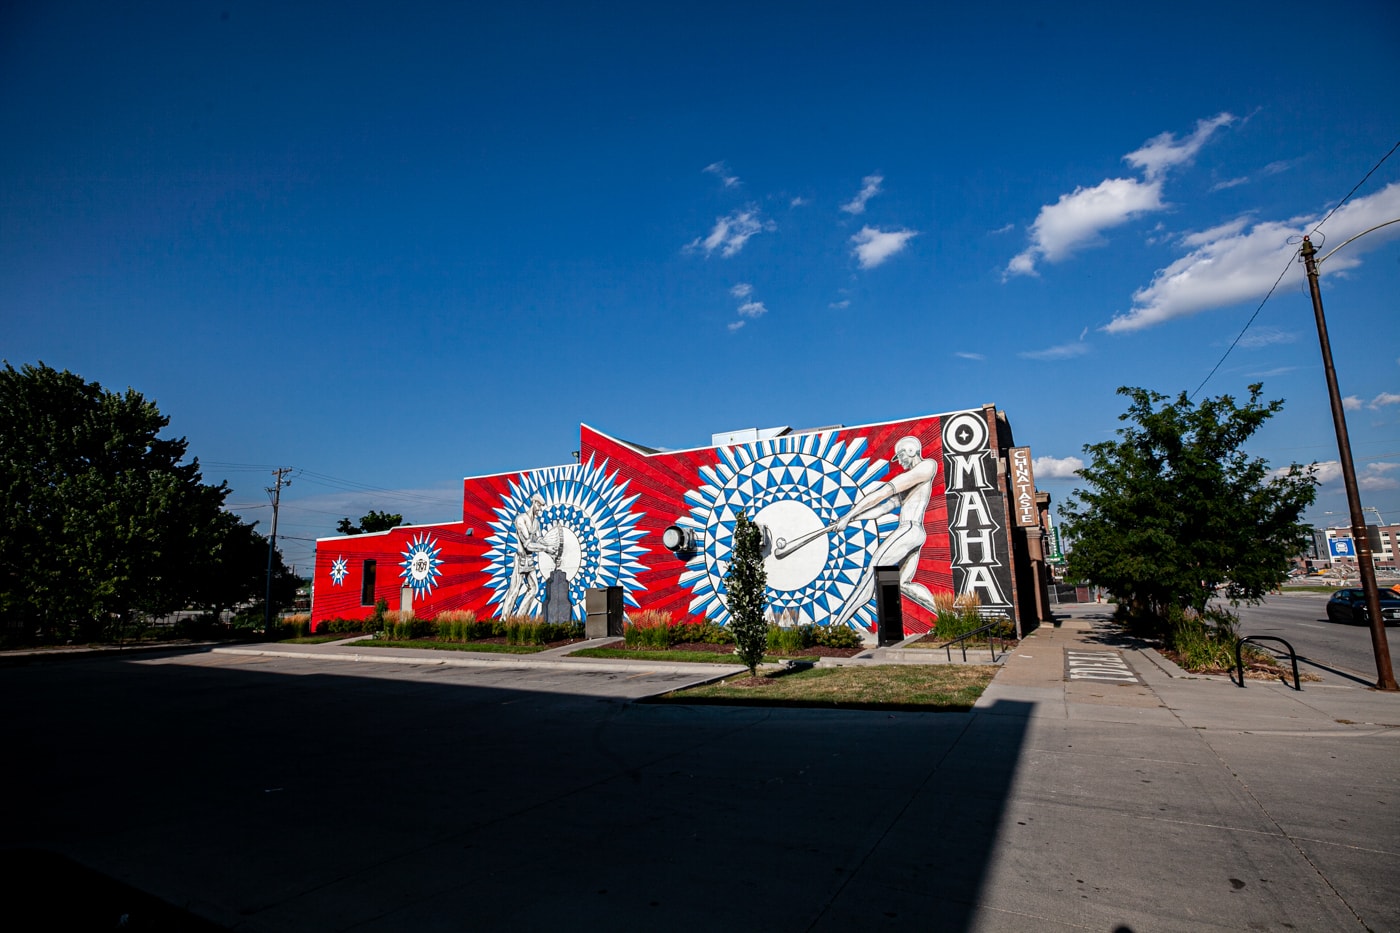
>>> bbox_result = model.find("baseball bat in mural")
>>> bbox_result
[772,520,843,559]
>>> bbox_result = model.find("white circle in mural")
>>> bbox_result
[755,500,827,592]
[537,524,582,580]
[943,412,987,454]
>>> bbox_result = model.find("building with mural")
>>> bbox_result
[311,404,1054,638]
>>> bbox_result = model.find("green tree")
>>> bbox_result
[726,510,768,675]
[0,362,253,642]
[336,510,406,536]
[186,511,299,617]
[1061,384,1316,624]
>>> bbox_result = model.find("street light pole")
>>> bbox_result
[1300,236,1397,690]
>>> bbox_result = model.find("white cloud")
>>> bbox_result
[689,208,771,258]
[737,300,767,318]
[1006,114,1235,278]
[1018,341,1090,361]
[1033,456,1085,478]
[1007,177,1164,275]
[829,299,850,310]
[1342,396,1363,411]
[730,283,753,299]
[955,351,986,361]
[1362,471,1400,491]
[1210,176,1249,192]
[1123,112,1236,181]
[727,320,746,332]
[1235,327,1297,349]
[990,222,1015,235]
[1310,460,1344,484]
[1369,392,1400,409]
[703,161,740,188]
[841,174,883,214]
[1105,182,1400,333]
[851,226,917,269]
[790,196,808,208]
[1306,460,1399,490]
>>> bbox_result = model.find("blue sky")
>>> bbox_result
[3,0,1398,572]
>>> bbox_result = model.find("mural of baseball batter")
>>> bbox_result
[312,406,1030,634]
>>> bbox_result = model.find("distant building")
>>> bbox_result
[1321,523,1399,574]
[312,405,1055,637]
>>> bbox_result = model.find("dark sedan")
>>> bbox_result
[1326,588,1400,625]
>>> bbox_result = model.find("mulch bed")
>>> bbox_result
[387,635,589,648]
[1159,648,1317,682]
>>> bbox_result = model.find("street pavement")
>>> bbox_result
[1,612,1396,931]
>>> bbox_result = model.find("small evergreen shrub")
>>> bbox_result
[323,617,368,634]
[727,511,769,675]
[365,597,389,634]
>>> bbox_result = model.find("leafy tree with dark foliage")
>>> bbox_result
[336,510,406,536]
[726,510,769,675]
[1062,384,1316,625]
[0,362,290,643]
[186,511,299,618]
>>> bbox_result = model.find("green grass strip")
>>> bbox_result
[659,664,997,711]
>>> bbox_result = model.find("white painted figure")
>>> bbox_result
[503,494,560,616]
[830,436,939,628]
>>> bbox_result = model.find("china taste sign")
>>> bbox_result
[1010,446,1038,528]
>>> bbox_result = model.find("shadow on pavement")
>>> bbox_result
[0,652,1032,931]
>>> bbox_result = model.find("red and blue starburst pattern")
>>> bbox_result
[400,533,444,599]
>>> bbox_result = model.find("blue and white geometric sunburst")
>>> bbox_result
[399,533,444,600]
[676,432,897,632]
[481,456,649,620]
[329,556,349,586]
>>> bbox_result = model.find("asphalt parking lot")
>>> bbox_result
[2,631,1396,931]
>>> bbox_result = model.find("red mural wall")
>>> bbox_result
[313,407,1019,635]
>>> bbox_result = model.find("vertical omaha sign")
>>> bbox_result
[941,411,1013,616]
[1009,446,1038,528]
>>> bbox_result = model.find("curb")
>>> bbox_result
[211,645,749,678]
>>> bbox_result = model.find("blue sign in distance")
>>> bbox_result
[1328,537,1356,558]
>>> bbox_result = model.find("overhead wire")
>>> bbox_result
[1189,139,1400,400]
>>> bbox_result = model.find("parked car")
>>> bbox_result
[1325,588,1400,625]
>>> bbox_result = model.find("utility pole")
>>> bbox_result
[264,467,293,639]
[1300,236,1396,690]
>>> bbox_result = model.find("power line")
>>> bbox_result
[1190,140,1400,400]
[1189,249,1298,400]
[1310,139,1400,238]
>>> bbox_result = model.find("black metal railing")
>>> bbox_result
[1235,635,1300,691]
[940,623,1007,663]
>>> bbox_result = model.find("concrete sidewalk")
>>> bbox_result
[963,610,1400,931]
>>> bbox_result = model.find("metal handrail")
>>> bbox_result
[940,622,1007,663]
[1235,635,1301,691]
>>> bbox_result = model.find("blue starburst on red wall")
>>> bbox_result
[399,533,443,600]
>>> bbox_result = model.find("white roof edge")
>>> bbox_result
[583,406,992,457]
